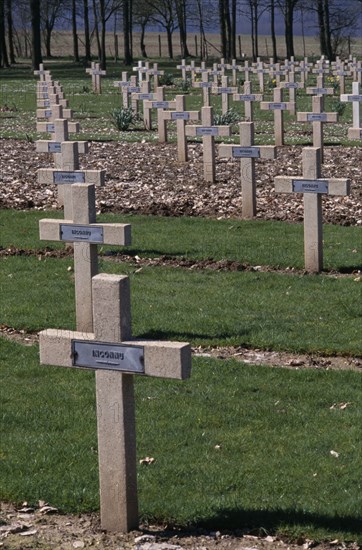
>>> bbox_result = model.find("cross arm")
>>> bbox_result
[36,140,89,155]
[37,122,80,134]
[233,93,263,101]
[260,101,295,114]
[340,93,362,102]
[39,329,192,380]
[185,126,232,137]
[39,218,131,246]
[297,112,338,122]
[306,87,334,95]
[143,100,176,109]
[275,176,351,195]
[218,144,276,159]
[37,169,105,186]
[162,111,200,121]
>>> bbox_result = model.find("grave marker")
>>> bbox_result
[260,87,295,146]
[39,183,130,332]
[275,147,350,272]
[86,62,106,94]
[340,81,362,139]
[233,81,263,122]
[211,76,238,114]
[162,95,200,162]
[143,87,176,142]
[297,95,338,162]
[219,122,276,218]
[192,71,213,106]
[185,106,231,182]
[39,273,191,532]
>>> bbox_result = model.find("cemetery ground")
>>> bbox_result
[0,61,362,549]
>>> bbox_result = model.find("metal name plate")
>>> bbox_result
[200,82,212,88]
[236,95,256,101]
[46,124,55,133]
[42,100,50,106]
[307,113,327,122]
[48,142,62,153]
[347,95,362,101]
[292,179,329,193]
[72,340,145,373]
[92,70,105,75]
[269,103,287,110]
[196,127,218,136]
[218,87,233,93]
[60,224,104,243]
[44,110,52,118]
[284,83,298,88]
[128,87,140,93]
[232,146,260,158]
[151,101,170,108]
[138,93,154,100]
[310,88,328,94]
[171,112,190,120]
[53,172,85,184]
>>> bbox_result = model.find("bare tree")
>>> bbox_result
[276,0,300,58]
[6,0,16,63]
[30,0,42,69]
[40,0,68,57]
[147,0,176,59]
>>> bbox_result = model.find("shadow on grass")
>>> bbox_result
[137,328,251,342]
[196,507,362,536]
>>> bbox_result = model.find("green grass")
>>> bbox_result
[1,210,361,272]
[0,60,359,145]
[1,339,361,542]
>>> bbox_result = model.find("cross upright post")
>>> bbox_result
[39,273,192,532]
[340,81,362,140]
[297,95,338,162]
[143,87,176,142]
[218,122,276,218]
[185,106,232,182]
[39,183,130,332]
[260,87,295,146]
[274,147,350,272]
[233,81,263,122]
[162,95,200,162]
[192,70,213,106]
[211,76,238,114]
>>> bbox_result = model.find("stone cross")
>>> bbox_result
[340,81,362,139]
[226,59,240,86]
[253,60,269,92]
[331,66,351,94]
[274,147,350,272]
[37,81,68,108]
[260,87,295,146]
[132,60,146,82]
[131,81,156,128]
[39,183,130,332]
[86,62,106,94]
[233,81,263,122]
[296,59,312,86]
[297,95,338,162]
[36,119,88,171]
[280,71,303,115]
[218,122,276,219]
[113,72,138,108]
[39,273,192,532]
[192,70,213,107]
[36,102,73,122]
[37,142,105,219]
[143,87,176,142]
[211,76,238,114]
[177,59,190,81]
[144,63,164,90]
[239,60,252,83]
[185,106,231,182]
[34,63,51,81]
[162,95,200,162]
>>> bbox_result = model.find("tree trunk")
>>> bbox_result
[84,0,91,61]
[45,23,52,57]
[219,0,227,59]
[231,0,236,59]
[323,0,334,60]
[140,21,147,57]
[6,0,15,64]
[30,0,42,69]
[176,0,190,58]
[166,26,173,59]
[72,0,79,61]
[123,0,132,65]
[317,0,327,56]
[284,0,295,59]
[270,0,277,62]
[99,0,106,69]
[0,0,9,67]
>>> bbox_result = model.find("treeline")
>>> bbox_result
[0,0,361,69]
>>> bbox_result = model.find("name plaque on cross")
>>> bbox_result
[292,180,329,193]
[345,95,362,101]
[138,93,154,100]
[48,142,62,153]
[268,102,287,110]
[54,172,85,184]
[46,124,55,132]
[171,112,190,120]
[307,113,328,121]
[235,94,257,101]
[232,146,260,158]
[196,127,219,136]
[60,224,104,243]
[72,340,145,373]
[151,101,170,108]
